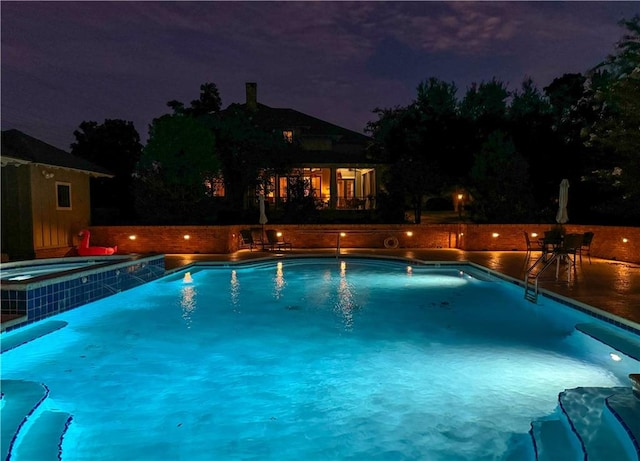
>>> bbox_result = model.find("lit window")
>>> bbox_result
[283,130,293,143]
[56,182,72,210]
[204,174,225,197]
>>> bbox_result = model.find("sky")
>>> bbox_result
[2,1,639,151]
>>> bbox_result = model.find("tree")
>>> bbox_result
[190,83,223,116]
[469,131,535,223]
[71,119,142,221]
[459,79,509,122]
[458,79,511,197]
[583,16,640,223]
[134,114,218,223]
[167,82,222,116]
[211,104,293,213]
[544,73,587,125]
[507,79,561,215]
[368,102,449,223]
[415,78,469,181]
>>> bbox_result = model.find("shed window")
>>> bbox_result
[56,182,72,210]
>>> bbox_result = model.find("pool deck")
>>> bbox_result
[164,248,640,327]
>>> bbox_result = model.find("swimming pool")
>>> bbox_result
[1,257,638,460]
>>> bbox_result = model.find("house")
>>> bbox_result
[224,83,381,210]
[1,129,113,260]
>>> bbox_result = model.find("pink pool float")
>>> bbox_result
[77,229,117,256]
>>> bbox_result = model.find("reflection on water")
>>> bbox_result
[180,285,197,328]
[273,262,285,299]
[336,261,356,330]
[230,270,240,310]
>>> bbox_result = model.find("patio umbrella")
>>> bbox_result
[555,179,569,224]
[259,193,268,240]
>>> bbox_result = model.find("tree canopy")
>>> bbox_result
[367,16,640,225]
[70,119,142,221]
[134,114,217,223]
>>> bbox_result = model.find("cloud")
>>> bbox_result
[367,3,521,56]
[2,1,638,149]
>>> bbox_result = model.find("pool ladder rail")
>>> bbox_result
[524,252,560,303]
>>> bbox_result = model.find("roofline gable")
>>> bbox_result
[1,129,113,177]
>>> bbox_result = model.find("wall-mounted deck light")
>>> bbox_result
[622,238,629,243]
[531,233,538,238]
[183,235,190,240]
[406,231,413,237]
[492,233,500,238]
[129,235,137,240]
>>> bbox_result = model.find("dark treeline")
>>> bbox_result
[71,16,639,225]
[367,16,640,225]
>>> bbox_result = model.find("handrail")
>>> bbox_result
[524,253,558,303]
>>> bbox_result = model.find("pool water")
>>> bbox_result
[2,258,637,460]
[0,262,101,281]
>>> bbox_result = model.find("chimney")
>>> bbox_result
[246,82,257,111]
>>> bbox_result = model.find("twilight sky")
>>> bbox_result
[2,1,639,150]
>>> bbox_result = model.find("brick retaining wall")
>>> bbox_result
[82,223,640,265]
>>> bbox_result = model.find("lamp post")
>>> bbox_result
[457,193,464,220]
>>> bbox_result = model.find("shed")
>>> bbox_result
[1,129,112,260]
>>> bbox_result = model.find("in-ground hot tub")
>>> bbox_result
[0,255,165,331]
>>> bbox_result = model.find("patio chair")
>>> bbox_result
[541,229,563,260]
[523,231,543,255]
[239,229,256,251]
[265,230,293,251]
[576,231,594,264]
[250,227,266,249]
[555,233,584,280]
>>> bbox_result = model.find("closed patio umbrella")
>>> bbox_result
[259,193,268,242]
[556,179,569,224]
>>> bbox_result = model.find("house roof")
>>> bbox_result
[237,103,370,143]
[1,129,113,177]
[223,102,377,163]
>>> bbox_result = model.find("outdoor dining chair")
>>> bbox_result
[578,232,594,264]
[555,233,584,281]
[250,227,266,249]
[540,229,564,261]
[523,231,543,256]
[265,230,293,251]
[240,229,258,251]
